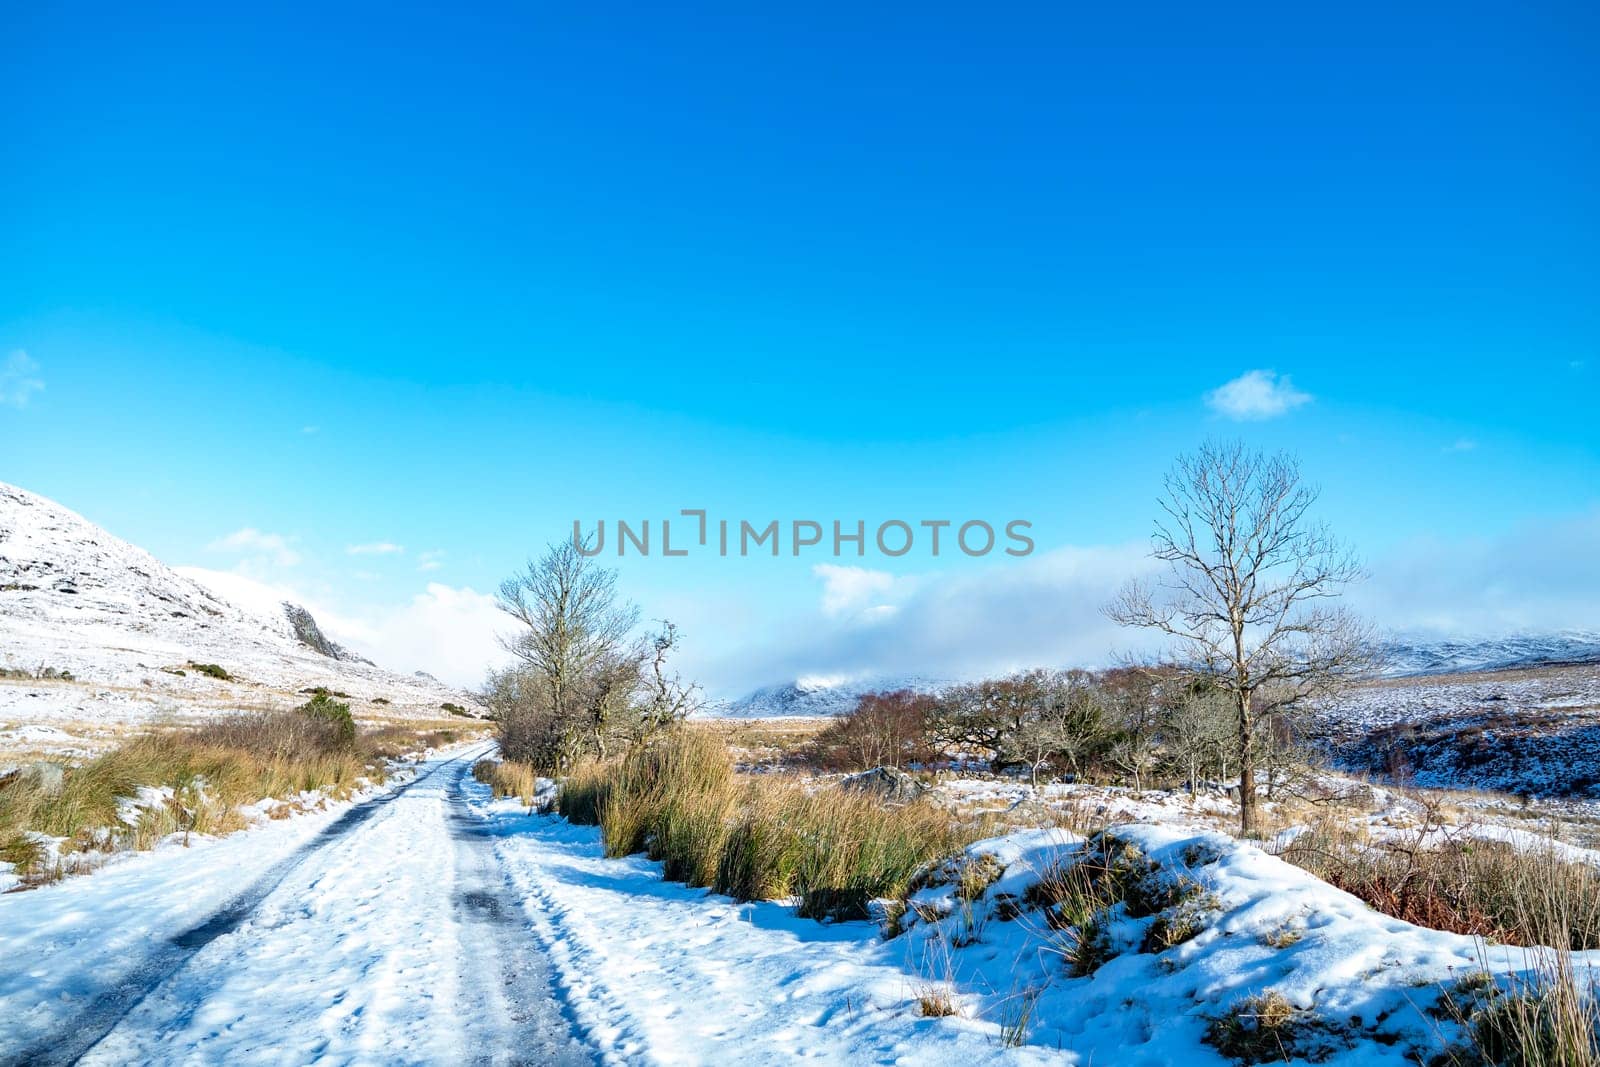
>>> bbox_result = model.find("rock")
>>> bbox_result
[838,766,927,803]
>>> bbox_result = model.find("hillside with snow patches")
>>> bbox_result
[0,482,474,752]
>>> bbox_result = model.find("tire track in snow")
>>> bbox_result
[445,762,594,1066]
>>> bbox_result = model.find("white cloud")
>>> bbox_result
[209,527,301,567]
[178,566,509,689]
[0,350,45,408]
[347,541,405,556]
[417,549,446,573]
[812,564,902,617]
[336,583,510,688]
[1205,369,1312,421]
[700,503,1600,697]
[1350,508,1600,636]
[707,544,1161,695]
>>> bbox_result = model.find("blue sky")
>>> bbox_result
[2,3,1596,692]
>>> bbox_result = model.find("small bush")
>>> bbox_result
[1280,821,1600,949]
[189,663,232,681]
[360,726,461,761]
[371,697,391,705]
[1,665,78,682]
[807,690,936,771]
[442,702,469,716]
[298,693,356,746]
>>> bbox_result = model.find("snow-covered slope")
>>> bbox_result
[1379,631,1600,677]
[0,482,474,741]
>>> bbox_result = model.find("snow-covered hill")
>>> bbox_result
[0,482,475,747]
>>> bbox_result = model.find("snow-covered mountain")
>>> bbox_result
[1379,631,1600,677]
[701,674,951,719]
[0,482,473,738]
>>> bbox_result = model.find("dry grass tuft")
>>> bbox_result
[559,727,972,920]
[1280,818,1600,950]
[472,758,543,809]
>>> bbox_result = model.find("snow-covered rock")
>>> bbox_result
[839,766,928,803]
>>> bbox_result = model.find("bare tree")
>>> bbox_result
[1101,667,1162,792]
[1106,441,1375,835]
[497,537,640,726]
[1005,670,1109,787]
[626,621,702,746]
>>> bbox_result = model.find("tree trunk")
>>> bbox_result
[1237,689,1256,836]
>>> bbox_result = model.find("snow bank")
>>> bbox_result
[897,823,1600,1063]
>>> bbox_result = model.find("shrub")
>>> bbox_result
[360,726,461,760]
[298,693,357,747]
[371,697,391,705]
[442,702,469,716]
[1279,821,1600,949]
[807,690,936,771]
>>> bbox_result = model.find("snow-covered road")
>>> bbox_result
[0,745,594,1067]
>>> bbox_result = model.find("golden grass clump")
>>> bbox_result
[472,758,542,809]
[560,727,972,920]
